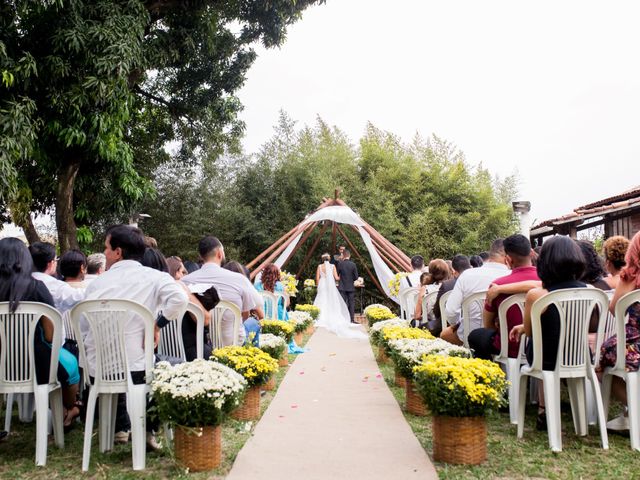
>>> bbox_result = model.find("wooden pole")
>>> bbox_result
[246,224,300,269]
[277,222,318,272]
[370,235,411,272]
[362,224,412,270]
[376,247,402,273]
[335,224,386,296]
[330,221,337,256]
[296,222,331,278]
[250,222,314,280]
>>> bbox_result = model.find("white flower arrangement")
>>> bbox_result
[152,359,247,427]
[388,338,471,378]
[369,317,407,345]
[258,333,287,360]
[288,310,313,333]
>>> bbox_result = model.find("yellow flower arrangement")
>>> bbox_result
[211,345,279,387]
[295,303,320,320]
[380,325,434,354]
[280,271,298,296]
[412,355,507,417]
[387,272,408,297]
[260,319,295,342]
[364,305,396,326]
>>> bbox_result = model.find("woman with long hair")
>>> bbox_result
[256,263,289,321]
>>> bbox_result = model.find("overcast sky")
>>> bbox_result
[238,0,640,226]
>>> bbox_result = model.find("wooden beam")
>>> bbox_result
[246,224,300,269]
[296,222,331,278]
[335,224,386,296]
[376,247,401,273]
[370,235,411,272]
[250,222,314,280]
[330,221,337,256]
[362,223,412,270]
[277,222,318,272]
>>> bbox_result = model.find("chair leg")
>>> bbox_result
[4,393,13,433]
[627,374,640,451]
[127,386,147,471]
[507,359,521,425]
[82,388,99,472]
[19,393,34,423]
[517,373,529,438]
[588,369,609,450]
[601,373,613,420]
[109,393,118,449]
[99,393,113,453]
[33,387,49,466]
[542,372,562,452]
[567,378,587,436]
[49,388,65,449]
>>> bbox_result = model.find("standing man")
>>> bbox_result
[336,249,359,323]
[331,245,345,267]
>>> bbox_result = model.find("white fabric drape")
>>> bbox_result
[272,206,398,303]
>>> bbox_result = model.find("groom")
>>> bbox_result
[337,249,359,323]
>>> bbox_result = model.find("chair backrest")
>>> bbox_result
[593,290,617,366]
[611,290,640,371]
[260,291,279,320]
[157,303,204,362]
[211,300,242,348]
[404,288,420,321]
[0,302,62,392]
[422,291,439,321]
[529,288,609,374]
[496,293,527,361]
[70,299,155,388]
[274,292,288,320]
[62,310,76,341]
[399,287,420,320]
[461,290,488,347]
[438,290,453,333]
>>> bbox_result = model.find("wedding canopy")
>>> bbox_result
[247,192,412,301]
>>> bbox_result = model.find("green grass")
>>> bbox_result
[0,334,310,479]
[374,345,640,480]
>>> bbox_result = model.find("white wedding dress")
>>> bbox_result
[313,262,367,339]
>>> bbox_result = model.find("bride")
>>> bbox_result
[313,253,366,339]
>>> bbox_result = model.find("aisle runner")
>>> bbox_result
[226,328,437,480]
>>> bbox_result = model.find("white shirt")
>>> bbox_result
[404,270,423,290]
[83,260,188,375]
[181,263,258,345]
[32,271,85,313]
[444,262,510,341]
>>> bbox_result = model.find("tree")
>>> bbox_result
[0,0,324,251]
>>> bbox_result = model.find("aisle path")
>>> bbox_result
[226,328,437,480]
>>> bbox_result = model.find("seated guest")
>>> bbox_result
[83,225,189,447]
[468,234,539,360]
[431,254,471,337]
[0,238,81,432]
[603,236,630,290]
[167,256,188,280]
[403,255,425,290]
[413,259,450,326]
[442,240,509,346]
[223,261,262,346]
[29,242,84,312]
[598,231,640,431]
[470,255,484,268]
[85,253,106,282]
[183,260,200,274]
[577,240,610,290]
[181,236,263,346]
[509,236,587,429]
[59,249,88,289]
[255,263,289,321]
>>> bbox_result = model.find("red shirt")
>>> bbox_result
[485,266,539,358]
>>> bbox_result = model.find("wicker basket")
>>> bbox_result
[394,370,407,389]
[174,425,222,472]
[432,415,487,464]
[278,349,289,367]
[294,331,304,346]
[377,345,389,364]
[262,375,276,391]
[231,386,261,420]
[405,379,427,416]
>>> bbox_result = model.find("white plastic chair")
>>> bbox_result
[0,302,65,466]
[601,290,640,450]
[460,290,488,348]
[211,300,242,348]
[516,288,610,452]
[259,291,279,320]
[399,287,420,321]
[421,290,439,323]
[438,290,453,333]
[70,299,155,471]
[157,302,205,361]
[275,292,288,320]
[492,294,527,424]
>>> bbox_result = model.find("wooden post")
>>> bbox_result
[335,224,386,296]
[247,224,300,269]
[370,235,411,272]
[277,222,318,271]
[330,221,337,256]
[250,222,314,280]
[296,222,331,278]
[362,224,412,270]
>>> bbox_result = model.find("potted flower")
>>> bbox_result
[298,279,317,304]
[280,271,298,297]
[211,345,279,420]
[378,325,433,364]
[413,355,507,465]
[151,360,246,471]
[258,333,287,390]
[260,319,294,366]
[387,272,408,297]
[288,310,313,344]
[369,317,408,347]
[364,305,396,328]
[295,303,320,321]
[388,338,470,415]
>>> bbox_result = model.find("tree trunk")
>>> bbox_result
[55,161,81,253]
[20,214,40,245]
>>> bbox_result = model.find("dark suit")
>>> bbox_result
[337,259,358,323]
